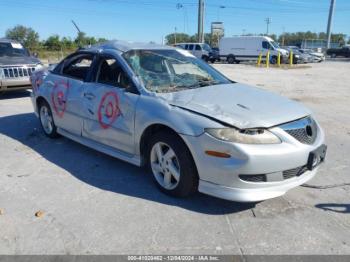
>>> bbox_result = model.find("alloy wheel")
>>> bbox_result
[40,105,54,135]
[150,142,181,190]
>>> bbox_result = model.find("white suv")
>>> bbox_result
[174,43,212,62]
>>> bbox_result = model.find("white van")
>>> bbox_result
[174,43,212,61]
[219,36,288,64]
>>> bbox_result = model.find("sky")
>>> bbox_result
[0,0,349,43]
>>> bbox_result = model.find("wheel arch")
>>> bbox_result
[36,96,49,109]
[139,123,195,169]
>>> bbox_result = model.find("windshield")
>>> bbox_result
[202,44,212,52]
[0,42,29,57]
[122,49,231,93]
[270,41,280,49]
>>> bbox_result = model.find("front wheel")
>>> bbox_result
[201,55,209,63]
[39,100,59,138]
[148,132,198,197]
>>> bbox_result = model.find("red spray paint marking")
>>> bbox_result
[33,71,44,93]
[51,80,69,118]
[98,91,121,129]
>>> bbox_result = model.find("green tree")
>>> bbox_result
[97,37,108,43]
[75,31,87,46]
[6,25,40,49]
[165,33,191,45]
[44,35,61,51]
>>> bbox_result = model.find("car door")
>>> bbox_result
[82,54,139,154]
[193,44,202,58]
[49,52,95,135]
[188,44,195,56]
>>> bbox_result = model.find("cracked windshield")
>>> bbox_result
[123,49,230,93]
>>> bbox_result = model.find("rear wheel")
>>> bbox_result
[39,100,59,138]
[227,55,235,64]
[147,132,198,197]
[270,56,277,64]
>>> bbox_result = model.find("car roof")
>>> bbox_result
[0,38,20,44]
[85,40,175,53]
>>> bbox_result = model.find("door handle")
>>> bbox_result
[84,92,95,100]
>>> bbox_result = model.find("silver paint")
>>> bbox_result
[30,41,326,202]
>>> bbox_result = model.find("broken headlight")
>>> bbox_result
[205,128,281,144]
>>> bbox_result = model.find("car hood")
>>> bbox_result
[0,56,40,66]
[157,83,311,129]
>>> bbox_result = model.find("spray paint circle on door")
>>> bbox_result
[98,92,121,129]
[51,80,69,118]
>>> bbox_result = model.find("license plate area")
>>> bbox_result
[307,144,327,170]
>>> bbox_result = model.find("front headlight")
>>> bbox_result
[205,128,281,144]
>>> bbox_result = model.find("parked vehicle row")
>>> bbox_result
[175,36,328,65]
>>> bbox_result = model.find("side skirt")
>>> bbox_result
[57,128,141,167]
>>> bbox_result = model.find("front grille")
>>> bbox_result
[280,117,317,145]
[1,66,36,79]
[283,165,308,179]
[239,174,267,182]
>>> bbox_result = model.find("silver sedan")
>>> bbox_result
[30,40,326,202]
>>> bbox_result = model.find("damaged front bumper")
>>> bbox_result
[180,122,325,202]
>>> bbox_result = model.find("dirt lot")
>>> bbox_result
[0,61,349,255]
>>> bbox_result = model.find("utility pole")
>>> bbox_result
[174,27,177,45]
[265,18,271,36]
[198,0,205,43]
[71,20,81,33]
[326,0,336,49]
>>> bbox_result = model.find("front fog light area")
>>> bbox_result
[205,128,281,144]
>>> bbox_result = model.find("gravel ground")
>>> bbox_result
[0,61,349,255]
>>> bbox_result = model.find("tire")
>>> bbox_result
[38,100,59,138]
[201,55,209,63]
[227,55,235,64]
[147,131,198,197]
[210,58,216,63]
[270,56,277,64]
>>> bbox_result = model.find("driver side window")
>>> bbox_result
[96,57,133,89]
[262,41,273,50]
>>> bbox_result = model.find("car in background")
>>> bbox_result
[219,36,289,64]
[299,49,325,62]
[282,46,312,64]
[209,47,220,63]
[30,40,326,202]
[0,38,42,92]
[174,42,212,62]
[326,46,350,58]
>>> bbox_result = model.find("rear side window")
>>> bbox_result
[195,45,201,51]
[188,44,194,50]
[62,54,94,81]
[96,57,133,89]
[185,44,189,50]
